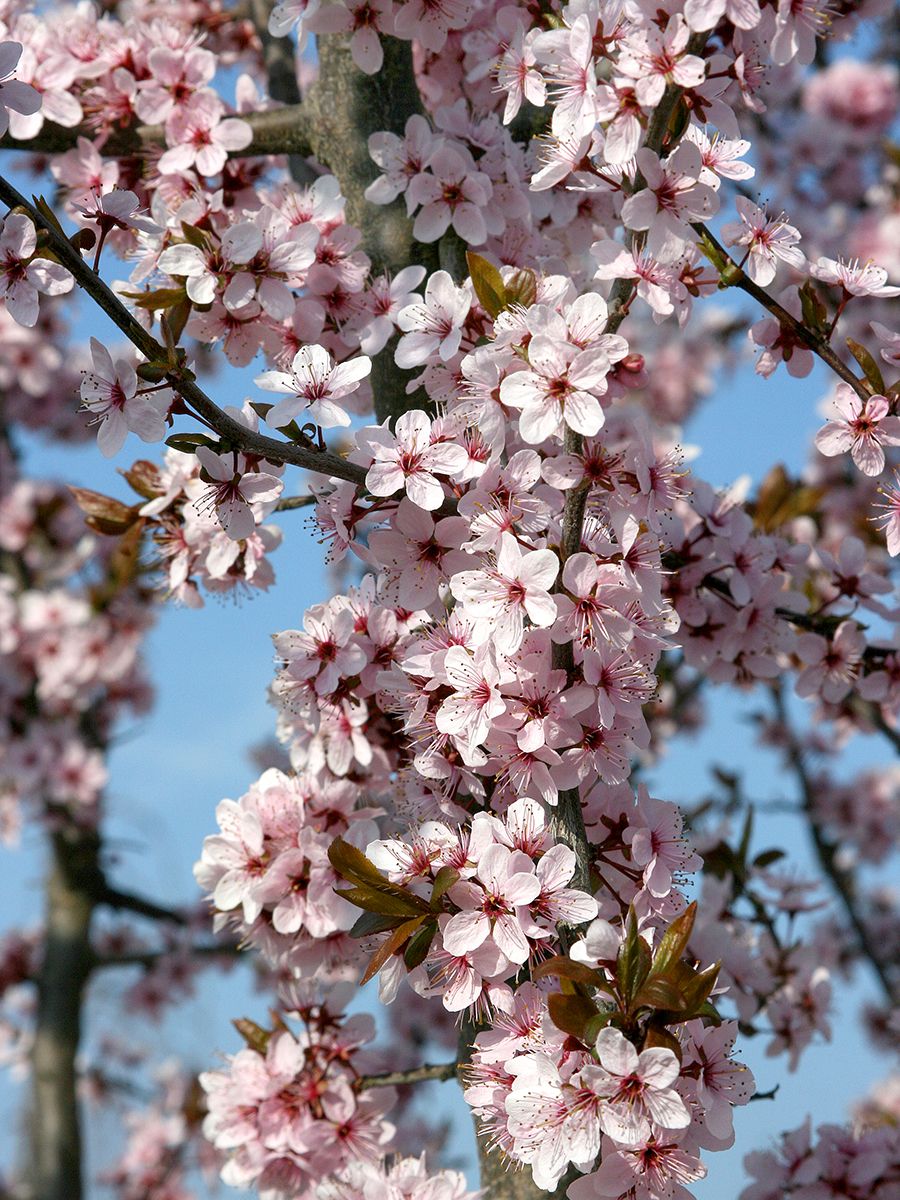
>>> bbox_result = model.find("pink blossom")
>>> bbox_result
[0,213,72,327]
[443,843,540,963]
[256,344,372,429]
[449,533,558,654]
[357,266,427,355]
[795,621,865,704]
[158,93,252,177]
[407,144,493,245]
[579,1026,689,1145]
[814,385,900,476]
[395,270,471,368]
[621,143,718,264]
[80,338,169,457]
[0,42,42,137]
[358,409,467,510]
[194,448,283,541]
[721,198,804,286]
[810,255,900,298]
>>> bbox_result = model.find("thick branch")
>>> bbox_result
[771,683,898,1005]
[19,826,95,1200]
[0,173,368,487]
[0,104,314,160]
[91,941,242,970]
[357,1060,458,1090]
[93,884,187,925]
[694,223,869,400]
[303,35,439,423]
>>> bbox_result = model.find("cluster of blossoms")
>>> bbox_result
[0,0,898,1191]
[0,479,152,836]
[200,986,398,1194]
[741,1110,900,1200]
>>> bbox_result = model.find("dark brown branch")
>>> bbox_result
[0,173,368,488]
[356,1060,458,1090]
[91,941,243,970]
[247,0,318,184]
[92,884,188,925]
[20,826,95,1200]
[693,223,869,401]
[275,493,317,510]
[771,683,898,1005]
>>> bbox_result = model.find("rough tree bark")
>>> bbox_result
[18,826,97,1200]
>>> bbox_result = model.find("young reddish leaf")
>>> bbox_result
[69,486,141,536]
[166,433,219,454]
[678,961,721,1017]
[466,251,506,319]
[533,956,609,990]
[649,902,697,980]
[232,1018,270,1054]
[547,992,600,1040]
[120,461,164,501]
[504,267,537,309]
[634,976,687,1013]
[360,917,424,984]
[643,1024,683,1060]
[109,518,146,590]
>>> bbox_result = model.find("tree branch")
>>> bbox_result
[0,104,314,160]
[0,173,368,488]
[91,941,243,970]
[771,682,898,1005]
[92,884,188,925]
[693,223,869,401]
[356,1060,458,1090]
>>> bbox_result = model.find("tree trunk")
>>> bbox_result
[19,825,97,1200]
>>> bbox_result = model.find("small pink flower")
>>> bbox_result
[158,93,252,177]
[449,533,558,655]
[0,212,72,327]
[814,384,900,476]
[80,337,169,457]
[0,42,42,137]
[443,843,540,964]
[256,344,371,429]
[194,448,283,541]
[359,409,467,510]
[395,270,471,369]
[578,1026,690,1145]
[720,198,805,286]
[810,255,900,298]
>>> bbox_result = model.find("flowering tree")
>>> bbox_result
[0,0,899,1198]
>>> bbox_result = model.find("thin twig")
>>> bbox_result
[91,942,243,970]
[693,223,869,401]
[356,1060,458,1090]
[0,173,368,488]
[770,682,898,1005]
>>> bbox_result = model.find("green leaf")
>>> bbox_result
[180,221,213,250]
[430,866,460,908]
[616,909,652,1010]
[846,339,885,396]
[403,920,437,970]
[32,194,66,238]
[349,910,407,938]
[166,433,218,454]
[634,976,687,1013]
[334,885,426,918]
[232,1017,271,1054]
[649,902,697,980]
[752,848,786,870]
[466,251,506,319]
[504,267,537,309]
